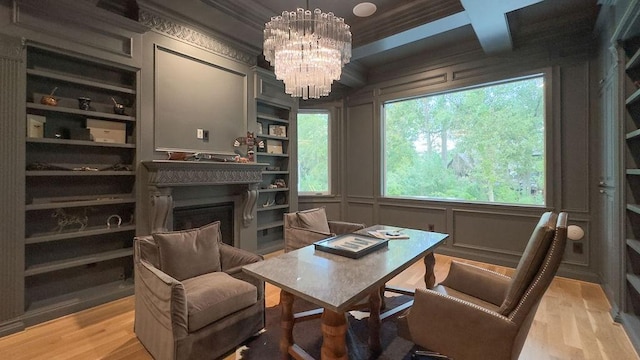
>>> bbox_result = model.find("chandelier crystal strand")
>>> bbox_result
[263,8,352,99]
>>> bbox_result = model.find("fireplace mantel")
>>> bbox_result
[142,160,266,186]
[142,160,267,233]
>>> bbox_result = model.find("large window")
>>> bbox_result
[383,75,545,205]
[298,110,330,195]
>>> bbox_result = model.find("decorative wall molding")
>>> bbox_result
[142,161,264,186]
[0,35,22,61]
[139,9,256,66]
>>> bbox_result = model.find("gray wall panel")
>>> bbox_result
[451,210,541,255]
[346,202,375,227]
[378,203,447,232]
[560,63,591,213]
[346,103,375,198]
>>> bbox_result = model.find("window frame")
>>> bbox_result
[380,70,551,207]
[297,109,332,196]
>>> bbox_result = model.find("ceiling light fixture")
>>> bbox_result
[353,2,377,17]
[263,3,352,100]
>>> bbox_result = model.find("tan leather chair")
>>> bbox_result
[133,221,265,360]
[397,212,568,360]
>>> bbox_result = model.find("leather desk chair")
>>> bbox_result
[398,212,568,360]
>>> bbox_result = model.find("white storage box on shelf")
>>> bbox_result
[87,118,126,143]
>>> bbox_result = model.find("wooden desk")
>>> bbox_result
[242,225,448,359]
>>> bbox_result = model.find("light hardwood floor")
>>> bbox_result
[0,254,637,360]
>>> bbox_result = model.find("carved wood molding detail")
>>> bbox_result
[142,161,265,186]
[0,36,23,61]
[139,9,256,65]
[142,161,265,229]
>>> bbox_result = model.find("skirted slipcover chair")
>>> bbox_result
[283,207,367,253]
[282,207,375,319]
[133,221,265,360]
[397,211,568,360]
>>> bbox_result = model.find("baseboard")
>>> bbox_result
[0,318,25,338]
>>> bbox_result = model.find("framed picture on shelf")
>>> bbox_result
[268,124,287,137]
[266,139,283,154]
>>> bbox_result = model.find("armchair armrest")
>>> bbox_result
[284,226,334,252]
[220,243,265,300]
[219,243,263,274]
[135,259,188,338]
[440,261,510,306]
[404,288,518,360]
[328,220,366,235]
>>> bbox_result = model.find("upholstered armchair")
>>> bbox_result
[283,207,366,252]
[397,212,568,360]
[133,221,264,360]
[283,207,381,318]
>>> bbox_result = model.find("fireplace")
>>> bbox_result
[141,160,266,252]
[173,203,234,246]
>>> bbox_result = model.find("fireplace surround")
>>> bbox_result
[142,160,266,249]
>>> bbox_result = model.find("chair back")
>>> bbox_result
[504,212,568,359]
[498,212,558,315]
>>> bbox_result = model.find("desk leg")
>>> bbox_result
[279,290,294,360]
[424,252,437,289]
[320,309,348,360]
[368,287,382,356]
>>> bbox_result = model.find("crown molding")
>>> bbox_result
[138,7,258,65]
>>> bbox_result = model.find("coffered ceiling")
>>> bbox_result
[137,0,600,87]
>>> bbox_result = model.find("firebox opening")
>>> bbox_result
[173,202,234,246]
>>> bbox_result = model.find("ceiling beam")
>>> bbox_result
[351,11,471,60]
[460,0,543,54]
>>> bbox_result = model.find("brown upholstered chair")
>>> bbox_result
[397,212,568,360]
[133,221,265,360]
[283,208,374,319]
[283,207,367,253]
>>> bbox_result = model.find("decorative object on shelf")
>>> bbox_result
[27,114,46,138]
[52,208,89,233]
[268,124,287,137]
[87,118,126,143]
[234,132,265,162]
[78,97,92,110]
[257,122,263,135]
[266,166,280,171]
[111,97,126,115]
[266,139,283,154]
[106,214,122,228]
[40,87,58,106]
[263,5,352,99]
[262,198,276,207]
[273,178,286,188]
[275,192,286,205]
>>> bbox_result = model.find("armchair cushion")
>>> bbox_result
[153,221,222,281]
[284,226,334,252]
[182,271,257,333]
[440,261,510,307]
[296,207,331,234]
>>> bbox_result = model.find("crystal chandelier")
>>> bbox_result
[263,7,352,100]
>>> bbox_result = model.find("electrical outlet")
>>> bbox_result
[572,242,583,254]
[197,128,204,139]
